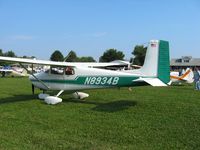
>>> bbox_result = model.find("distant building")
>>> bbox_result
[170,56,200,70]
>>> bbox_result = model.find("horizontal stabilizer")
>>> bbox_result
[133,78,167,86]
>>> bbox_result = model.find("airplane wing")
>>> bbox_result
[0,56,129,68]
[0,69,13,72]
[0,56,76,67]
[77,62,129,68]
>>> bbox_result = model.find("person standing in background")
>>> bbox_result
[193,67,200,90]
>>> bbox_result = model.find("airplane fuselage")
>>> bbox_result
[29,67,144,91]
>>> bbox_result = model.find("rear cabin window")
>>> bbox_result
[65,67,75,75]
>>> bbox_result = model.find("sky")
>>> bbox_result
[0,0,200,61]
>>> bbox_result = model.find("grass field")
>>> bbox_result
[0,77,200,150]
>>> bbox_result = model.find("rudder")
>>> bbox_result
[157,40,170,84]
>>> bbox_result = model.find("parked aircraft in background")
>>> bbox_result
[0,66,29,77]
[0,40,170,105]
[170,68,194,84]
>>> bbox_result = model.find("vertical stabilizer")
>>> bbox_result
[140,40,159,77]
[140,40,170,84]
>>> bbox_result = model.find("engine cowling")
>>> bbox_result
[72,92,89,100]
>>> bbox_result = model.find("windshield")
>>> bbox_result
[50,67,64,75]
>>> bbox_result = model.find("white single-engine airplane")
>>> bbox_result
[0,40,170,104]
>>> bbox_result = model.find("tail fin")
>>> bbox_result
[22,69,28,76]
[181,68,194,83]
[140,40,170,84]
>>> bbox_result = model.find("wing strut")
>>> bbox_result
[19,63,49,90]
[56,90,64,97]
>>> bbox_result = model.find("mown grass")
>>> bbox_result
[0,77,200,150]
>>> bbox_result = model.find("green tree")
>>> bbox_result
[64,50,96,62]
[77,56,96,62]
[132,45,147,66]
[99,49,125,62]
[0,49,3,56]
[0,49,4,66]
[31,56,36,59]
[22,55,36,59]
[64,51,77,62]
[50,50,64,61]
[4,50,16,57]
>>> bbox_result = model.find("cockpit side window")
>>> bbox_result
[45,69,50,74]
[50,66,64,75]
[65,66,75,75]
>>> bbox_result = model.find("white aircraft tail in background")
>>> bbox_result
[170,68,194,84]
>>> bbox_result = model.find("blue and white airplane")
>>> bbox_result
[0,66,28,77]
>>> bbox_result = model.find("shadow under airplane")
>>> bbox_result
[0,94,137,113]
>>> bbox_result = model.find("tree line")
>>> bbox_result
[50,50,96,62]
[0,49,16,57]
[50,45,147,66]
[0,45,147,66]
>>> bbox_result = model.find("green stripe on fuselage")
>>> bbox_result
[30,76,143,87]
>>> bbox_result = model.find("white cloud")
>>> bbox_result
[92,32,107,37]
[11,35,34,40]
[62,32,108,39]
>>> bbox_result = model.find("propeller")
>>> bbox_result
[32,84,35,95]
